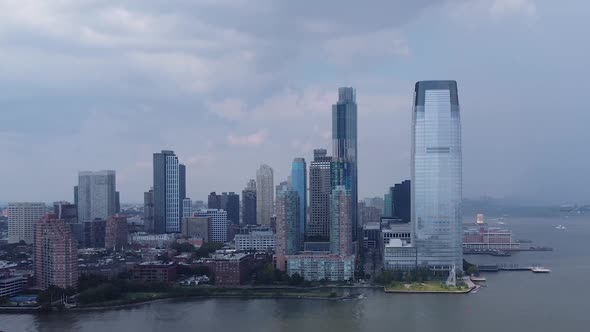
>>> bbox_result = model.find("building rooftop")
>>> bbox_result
[138,261,175,267]
[385,239,412,248]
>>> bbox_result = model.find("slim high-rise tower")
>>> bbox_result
[275,184,301,271]
[309,149,332,239]
[256,165,274,225]
[77,170,117,222]
[332,87,358,242]
[153,150,185,233]
[291,158,307,243]
[242,180,257,226]
[330,186,353,257]
[412,80,463,272]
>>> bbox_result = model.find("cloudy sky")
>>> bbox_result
[1,0,589,205]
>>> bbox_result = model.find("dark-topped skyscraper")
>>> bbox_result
[332,87,358,242]
[308,149,332,239]
[393,180,411,223]
[221,192,239,225]
[242,180,257,226]
[208,192,221,210]
[153,150,185,233]
[412,80,463,272]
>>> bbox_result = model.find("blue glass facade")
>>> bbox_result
[412,81,463,272]
[332,87,358,242]
[291,158,307,244]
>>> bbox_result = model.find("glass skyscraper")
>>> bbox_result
[291,158,306,243]
[412,80,463,272]
[332,87,358,242]
[153,150,185,234]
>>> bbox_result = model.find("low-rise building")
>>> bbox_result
[463,227,520,250]
[194,252,254,286]
[131,261,177,283]
[381,221,411,254]
[234,230,275,251]
[382,239,417,271]
[285,253,355,281]
[0,276,27,298]
[130,233,176,248]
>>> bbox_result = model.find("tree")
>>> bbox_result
[171,242,196,253]
[289,273,304,286]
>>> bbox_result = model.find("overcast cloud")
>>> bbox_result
[1,0,589,204]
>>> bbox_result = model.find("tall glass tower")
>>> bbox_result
[412,81,463,272]
[332,87,358,242]
[153,150,185,234]
[291,158,307,243]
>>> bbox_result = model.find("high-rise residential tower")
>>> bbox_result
[275,184,301,271]
[143,189,155,233]
[256,165,274,225]
[77,170,117,222]
[34,214,78,290]
[8,202,46,244]
[308,149,332,239]
[332,87,358,241]
[412,80,463,272]
[330,186,353,257]
[153,150,185,233]
[291,158,307,243]
[242,180,257,226]
[195,209,227,243]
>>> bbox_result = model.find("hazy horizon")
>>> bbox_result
[2,0,589,205]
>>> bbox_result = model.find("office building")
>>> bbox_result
[384,191,393,218]
[195,209,228,243]
[234,230,276,251]
[143,189,155,233]
[182,198,193,218]
[77,170,117,222]
[105,216,128,251]
[194,253,254,286]
[153,150,186,233]
[309,149,332,239]
[0,276,27,298]
[332,87,358,242]
[256,164,274,225]
[412,80,463,272]
[242,180,257,226]
[34,214,78,290]
[221,192,240,225]
[8,202,46,244]
[330,186,353,256]
[53,202,78,224]
[181,216,211,242]
[393,180,411,223]
[131,262,177,283]
[286,253,354,281]
[83,219,106,248]
[115,191,121,214]
[208,192,221,210]
[383,239,418,271]
[275,185,301,271]
[291,158,307,243]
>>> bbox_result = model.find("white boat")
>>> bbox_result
[531,267,551,273]
[556,225,566,230]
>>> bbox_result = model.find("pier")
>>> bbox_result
[477,264,551,273]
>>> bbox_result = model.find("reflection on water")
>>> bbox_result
[2,216,590,332]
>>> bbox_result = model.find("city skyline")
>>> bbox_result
[2,1,589,205]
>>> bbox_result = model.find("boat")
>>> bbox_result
[556,225,566,230]
[530,267,551,273]
[470,276,487,282]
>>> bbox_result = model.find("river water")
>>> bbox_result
[2,215,589,332]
